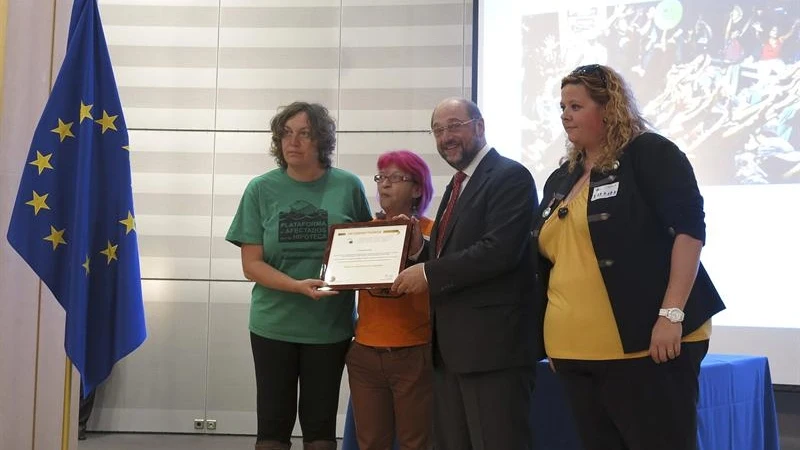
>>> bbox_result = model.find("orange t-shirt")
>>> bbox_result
[354,217,433,347]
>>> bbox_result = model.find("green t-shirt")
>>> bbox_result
[226,168,373,344]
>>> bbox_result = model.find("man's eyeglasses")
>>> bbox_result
[570,64,607,87]
[430,119,477,137]
[282,129,312,141]
[374,173,414,184]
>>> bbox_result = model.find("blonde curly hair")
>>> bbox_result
[560,65,649,172]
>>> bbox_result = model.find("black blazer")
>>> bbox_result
[422,148,543,373]
[533,133,725,353]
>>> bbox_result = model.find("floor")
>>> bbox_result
[78,434,343,450]
[77,432,800,450]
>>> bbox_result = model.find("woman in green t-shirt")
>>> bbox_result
[226,102,372,450]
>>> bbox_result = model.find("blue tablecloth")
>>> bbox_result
[342,354,780,450]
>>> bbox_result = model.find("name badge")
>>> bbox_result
[591,182,619,202]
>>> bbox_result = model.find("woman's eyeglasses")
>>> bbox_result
[374,173,414,184]
[281,129,312,141]
[570,64,607,87]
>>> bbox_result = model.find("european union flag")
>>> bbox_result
[6,0,146,395]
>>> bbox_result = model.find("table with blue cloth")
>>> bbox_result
[341,354,779,450]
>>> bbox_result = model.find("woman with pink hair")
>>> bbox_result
[346,150,435,450]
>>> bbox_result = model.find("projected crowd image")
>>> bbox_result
[521,0,800,185]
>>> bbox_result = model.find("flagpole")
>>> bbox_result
[24,0,56,447]
[44,0,75,449]
[31,283,43,450]
[61,357,73,450]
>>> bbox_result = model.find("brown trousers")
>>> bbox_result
[346,341,433,450]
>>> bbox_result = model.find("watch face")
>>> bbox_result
[660,308,684,322]
[667,309,684,322]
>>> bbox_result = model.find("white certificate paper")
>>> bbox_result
[321,222,411,289]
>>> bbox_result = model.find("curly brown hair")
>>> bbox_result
[269,102,336,169]
[560,65,649,172]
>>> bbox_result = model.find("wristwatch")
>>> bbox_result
[659,307,685,323]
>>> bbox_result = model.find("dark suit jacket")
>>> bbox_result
[533,133,725,353]
[423,148,543,374]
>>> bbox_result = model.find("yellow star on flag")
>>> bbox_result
[95,110,118,134]
[43,226,67,250]
[82,255,91,275]
[28,151,54,175]
[79,101,94,123]
[51,118,75,142]
[100,240,118,264]
[25,191,51,215]
[122,145,130,152]
[119,211,136,234]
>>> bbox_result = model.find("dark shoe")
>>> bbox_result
[302,441,336,450]
[78,428,86,440]
[255,440,290,450]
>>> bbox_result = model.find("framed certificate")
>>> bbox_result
[320,220,412,289]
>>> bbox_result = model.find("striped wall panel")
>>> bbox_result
[93,0,473,435]
[103,0,472,282]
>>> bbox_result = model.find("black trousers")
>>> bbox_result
[78,385,95,430]
[552,340,709,450]
[432,352,535,450]
[250,333,351,444]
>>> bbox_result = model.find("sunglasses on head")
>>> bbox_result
[570,64,607,87]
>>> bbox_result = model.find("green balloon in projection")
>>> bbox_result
[654,0,684,30]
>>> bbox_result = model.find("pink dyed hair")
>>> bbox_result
[376,150,434,215]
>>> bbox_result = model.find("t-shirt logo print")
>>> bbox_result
[278,200,328,242]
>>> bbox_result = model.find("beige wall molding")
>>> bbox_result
[0,0,9,118]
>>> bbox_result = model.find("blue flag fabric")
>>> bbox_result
[6,0,146,395]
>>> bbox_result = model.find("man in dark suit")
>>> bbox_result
[393,98,542,450]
